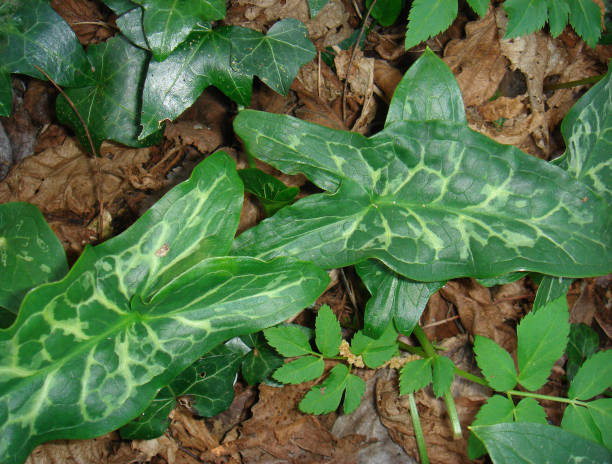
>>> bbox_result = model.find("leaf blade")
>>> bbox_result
[315,305,342,357]
[474,335,517,391]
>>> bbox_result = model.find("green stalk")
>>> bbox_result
[408,392,430,464]
[507,390,589,407]
[454,367,489,387]
[543,74,603,91]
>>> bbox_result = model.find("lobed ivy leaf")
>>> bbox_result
[431,356,455,398]
[133,0,226,60]
[399,359,432,395]
[566,323,600,380]
[471,422,612,464]
[230,19,316,95]
[56,35,162,153]
[0,0,93,116]
[139,24,252,139]
[404,0,457,50]
[468,395,515,459]
[562,404,603,446]
[315,305,342,358]
[0,203,68,315]
[232,50,612,282]
[116,6,149,50]
[568,349,612,401]
[474,335,517,391]
[120,343,243,439]
[238,332,283,385]
[350,323,398,368]
[0,152,329,464]
[514,398,547,424]
[517,297,570,391]
[273,356,324,384]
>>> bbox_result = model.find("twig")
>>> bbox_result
[33,65,105,241]
[422,315,460,329]
[342,0,377,122]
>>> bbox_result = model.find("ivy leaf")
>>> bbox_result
[504,0,548,39]
[120,343,243,439]
[0,203,68,314]
[355,260,443,337]
[517,297,570,391]
[468,395,515,459]
[0,0,93,116]
[569,350,612,400]
[230,19,316,95]
[0,152,329,464]
[566,323,599,380]
[116,6,149,50]
[553,62,611,205]
[133,0,226,60]
[139,25,252,140]
[586,398,612,449]
[315,305,342,357]
[273,356,324,384]
[264,325,314,357]
[404,0,458,50]
[514,398,547,424]
[343,373,366,414]
[546,0,570,37]
[350,323,398,368]
[474,335,517,391]
[239,332,283,385]
[568,0,603,48]
[471,422,612,464]
[100,0,138,15]
[232,50,612,282]
[300,364,349,414]
[399,359,432,395]
[467,0,489,17]
[56,35,162,153]
[562,404,603,446]
[432,356,455,398]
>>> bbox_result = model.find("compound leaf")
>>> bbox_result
[264,325,314,357]
[569,349,612,400]
[568,0,603,48]
[134,0,226,60]
[471,422,612,464]
[517,297,570,391]
[467,0,489,17]
[468,395,515,459]
[399,359,432,395]
[546,0,570,37]
[504,0,548,39]
[273,356,324,384]
[0,152,329,464]
[230,19,316,95]
[562,404,603,446]
[514,398,547,424]
[356,260,443,337]
[350,323,398,368]
[300,364,349,414]
[315,305,342,357]
[432,355,455,398]
[56,35,162,153]
[404,0,458,50]
[587,398,612,449]
[0,0,93,116]
[0,203,68,314]
[474,335,517,391]
[140,25,252,139]
[343,373,365,414]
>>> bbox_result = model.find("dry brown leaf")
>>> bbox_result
[373,60,403,103]
[51,0,114,45]
[26,433,135,464]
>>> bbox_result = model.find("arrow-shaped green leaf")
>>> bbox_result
[0,152,328,464]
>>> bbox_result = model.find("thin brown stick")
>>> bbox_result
[317,50,322,99]
[422,315,460,329]
[342,0,377,123]
[34,65,105,241]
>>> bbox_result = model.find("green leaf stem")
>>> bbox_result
[0,152,328,464]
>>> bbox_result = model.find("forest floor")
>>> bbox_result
[1,0,611,463]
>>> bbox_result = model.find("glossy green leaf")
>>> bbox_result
[0,152,329,464]
[300,364,349,414]
[356,260,443,337]
[568,0,603,47]
[272,356,324,384]
[238,332,283,385]
[467,0,489,17]
[230,19,316,95]
[477,272,527,287]
[399,359,432,395]
[120,343,243,439]
[562,404,603,446]
[468,395,515,459]
[566,323,599,380]
[343,373,365,414]
[546,0,570,37]
[532,275,572,311]
[56,35,162,153]
[504,0,548,38]
[238,168,299,217]
[350,323,398,368]
[405,0,457,50]
[264,325,314,357]
[517,297,570,391]
[554,62,611,205]
[116,6,149,49]
[471,422,612,464]
[315,305,342,357]
[0,203,68,314]
[0,0,92,116]
[569,350,612,400]
[432,356,455,398]
[133,0,225,60]
[514,398,547,424]
[367,0,402,27]
[587,398,612,449]
[101,0,138,15]
[139,25,252,139]
[474,335,517,391]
